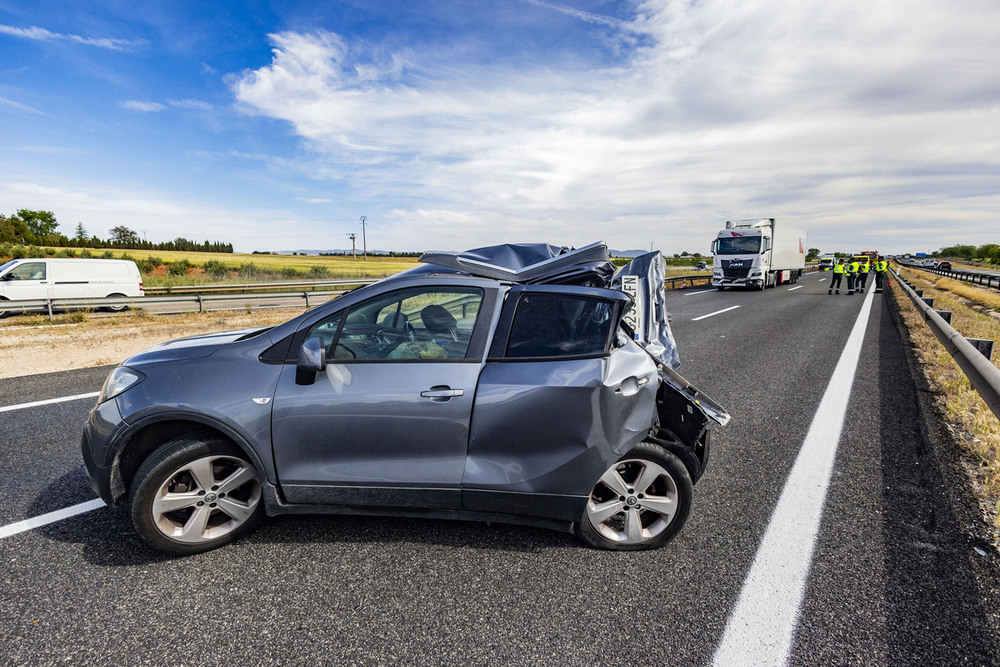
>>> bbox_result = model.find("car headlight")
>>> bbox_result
[99,366,146,402]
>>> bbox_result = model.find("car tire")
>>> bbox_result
[577,441,692,551]
[105,293,128,312]
[129,434,264,555]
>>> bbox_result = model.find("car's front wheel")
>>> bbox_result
[577,442,692,551]
[129,435,263,555]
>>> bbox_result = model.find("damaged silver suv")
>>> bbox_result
[82,242,728,555]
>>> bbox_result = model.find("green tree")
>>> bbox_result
[74,223,89,242]
[109,225,141,246]
[17,209,58,238]
[806,247,821,261]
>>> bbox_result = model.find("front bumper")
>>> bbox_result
[80,398,126,505]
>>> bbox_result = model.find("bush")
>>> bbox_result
[136,256,162,274]
[80,248,93,258]
[55,248,77,258]
[238,262,259,280]
[101,251,115,259]
[279,267,300,279]
[168,259,193,276]
[202,260,229,277]
[308,265,330,278]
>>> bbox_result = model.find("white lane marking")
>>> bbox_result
[0,392,100,414]
[713,287,876,667]
[692,305,740,321]
[787,285,804,291]
[683,289,717,297]
[0,499,107,540]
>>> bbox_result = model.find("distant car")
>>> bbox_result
[818,257,836,271]
[937,261,951,270]
[82,242,729,555]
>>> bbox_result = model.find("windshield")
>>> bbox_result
[0,260,17,275]
[715,235,761,255]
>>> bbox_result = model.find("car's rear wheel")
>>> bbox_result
[129,435,263,555]
[577,442,692,551]
[105,293,128,312]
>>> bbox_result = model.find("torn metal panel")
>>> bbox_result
[612,251,681,370]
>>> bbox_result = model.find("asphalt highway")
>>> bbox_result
[1,274,998,666]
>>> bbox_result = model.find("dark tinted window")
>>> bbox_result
[506,293,615,358]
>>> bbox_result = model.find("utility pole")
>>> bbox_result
[359,216,368,261]
[347,233,357,260]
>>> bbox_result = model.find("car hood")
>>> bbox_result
[123,327,267,365]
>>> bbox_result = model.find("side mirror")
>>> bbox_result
[296,337,327,385]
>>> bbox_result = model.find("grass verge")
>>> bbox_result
[892,266,1000,541]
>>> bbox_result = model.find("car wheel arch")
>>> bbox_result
[109,416,268,505]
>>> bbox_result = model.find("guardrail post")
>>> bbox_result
[966,339,994,361]
[921,297,934,307]
[47,300,53,322]
[935,310,952,324]
[304,291,310,308]
[197,295,204,313]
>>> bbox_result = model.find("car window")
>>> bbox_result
[505,293,615,359]
[305,286,484,361]
[9,262,46,281]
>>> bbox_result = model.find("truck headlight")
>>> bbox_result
[99,366,146,402]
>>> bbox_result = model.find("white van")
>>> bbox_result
[0,258,144,309]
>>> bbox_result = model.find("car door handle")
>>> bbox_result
[615,375,650,397]
[420,387,464,399]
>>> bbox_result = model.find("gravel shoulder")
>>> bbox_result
[0,309,297,379]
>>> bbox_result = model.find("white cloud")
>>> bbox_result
[0,180,327,250]
[169,98,214,111]
[228,0,999,253]
[120,100,166,112]
[0,24,141,51]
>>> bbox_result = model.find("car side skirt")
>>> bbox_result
[262,483,581,535]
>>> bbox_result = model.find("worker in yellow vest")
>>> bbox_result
[829,258,846,294]
[857,257,870,291]
[875,256,888,292]
[847,258,860,295]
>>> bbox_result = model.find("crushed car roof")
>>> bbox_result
[417,241,613,284]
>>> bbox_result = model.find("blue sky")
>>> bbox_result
[1,0,998,255]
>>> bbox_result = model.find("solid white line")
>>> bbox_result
[0,498,106,540]
[787,285,804,291]
[692,305,740,321]
[712,286,876,667]
[0,392,99,414]
[683,289,717,297]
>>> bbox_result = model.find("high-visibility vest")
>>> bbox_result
[877,260,887,271]
[861,261,870,272]
[848,261,860,273]
[833,263,845,274]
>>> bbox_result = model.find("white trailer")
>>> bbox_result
[710,218,806,290]
[0,258,144,309]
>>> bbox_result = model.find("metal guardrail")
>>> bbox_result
[0,289,358,320]
[144,278,378,295]
[892,267,1000,419]
[897,260,1000,290]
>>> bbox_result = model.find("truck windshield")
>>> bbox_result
[715,236,761,255]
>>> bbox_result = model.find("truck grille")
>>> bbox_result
[721,260,751,279]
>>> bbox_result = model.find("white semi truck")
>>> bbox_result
[710,218,806,290]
